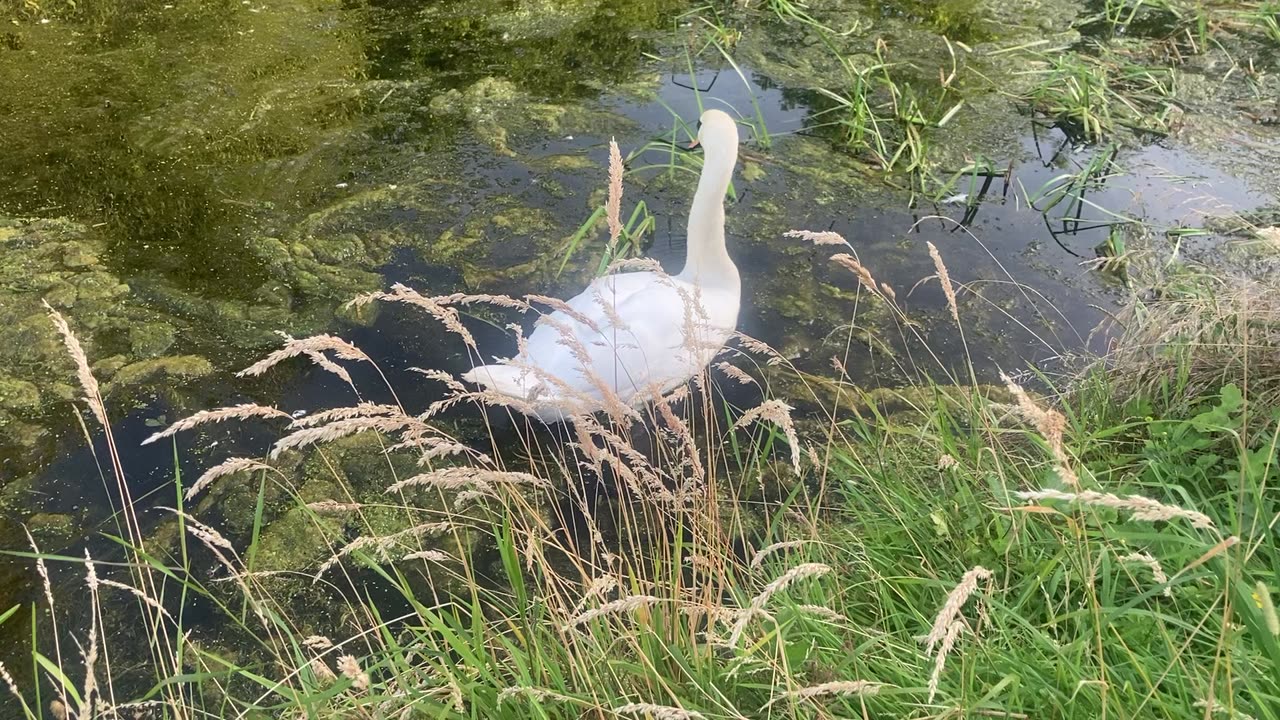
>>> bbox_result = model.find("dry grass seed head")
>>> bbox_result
[1000,373,1077,486]
[403,550,454,563]
[336,655,370,692]
[727,563,832,647]
[613,703,705,720]
[0,661,21,703]
[714,361,757,385]
[606,138,625,250]
[796,604,844,622]
[784,229,849,246]
[306,500,364,514]
[44,302,108,428]
[605,256,664,275]
[926,241,960,325]
[733,399,802,475]
[238,333,373,378]
[288,403,401,428]
[830,253,878,292]
[348,284,475,348]
[1016,488,1215,529]
[769,680,883,707]
[309,658,336,684]
[750,540,812,569]
[186,458,274,501]
[527,294,604,334]
[924,565,992,653]
[926,619,966,702]
[562,595,661,631]
[316,522,453,580]
[303,349,353,385]
[409,367,470,394]
[270,414,426,459]
[1119,551,1171,596]
[430,292,531,312]
[302,635,333,650]
[734,332,786,366]
[386,467,548,494]
[143,404,292,446]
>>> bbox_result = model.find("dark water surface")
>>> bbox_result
[1,0,1275,698]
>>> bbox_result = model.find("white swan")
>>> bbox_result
[463,109,742,422]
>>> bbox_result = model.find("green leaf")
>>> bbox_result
[0,604,20,627]
[34,652,84,708]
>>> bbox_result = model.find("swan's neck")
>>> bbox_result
[677,145,739,289]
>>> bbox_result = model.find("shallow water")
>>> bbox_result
[1,0,1277,696]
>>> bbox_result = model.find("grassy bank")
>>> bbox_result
[2,245,1277,719]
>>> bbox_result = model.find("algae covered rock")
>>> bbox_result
[26,512,79,552]
[0,377,41,414]
[108,355,215,392]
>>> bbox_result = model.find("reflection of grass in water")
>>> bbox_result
[865,0,996,44]
[7,233,1280,718]
[1020,44,1177,143]
[366,0,686,96]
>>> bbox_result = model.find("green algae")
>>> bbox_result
[867,0,998,44]
[24,512,79,553]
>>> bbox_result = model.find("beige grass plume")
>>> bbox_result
[1016,488,1214,529]
[926,241,959,324]
[784,229,849,246]
[926,619,965,701]
[349,283,475,348]
[714,361,757,385]
[562,595,661,631]
[606,138,625,251]
[1119,551,1171,596]
[830,253,878,291]
[237,332,374,377]
[270,414,426,459]
[766,680,883,707]
[185,457,274,501]
[288,403,401,428]
[924,565,992,653]
[727,563,832,647]
[613,703,705,720]
[142,404,292,446]
[1001,373,1078,486]
[336,655,370,692]
[316,522,452,580]
[749,540,812,569]
[0,661,21,705]
[733,399,802,474]
[44,301,107,429]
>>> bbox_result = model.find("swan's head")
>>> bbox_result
[690,109,740,156]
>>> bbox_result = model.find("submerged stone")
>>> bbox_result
[0,377,40,413]
[25,512,78,552]
[108,355,214,391]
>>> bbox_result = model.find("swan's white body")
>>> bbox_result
[463,110,742,422]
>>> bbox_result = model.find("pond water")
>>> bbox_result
[1,0,1277,698]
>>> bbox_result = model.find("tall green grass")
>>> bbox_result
[4,229,1278,720]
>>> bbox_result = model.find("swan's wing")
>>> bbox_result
[517,272,727,405]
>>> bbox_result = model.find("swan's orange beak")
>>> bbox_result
[686,138,700,149]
